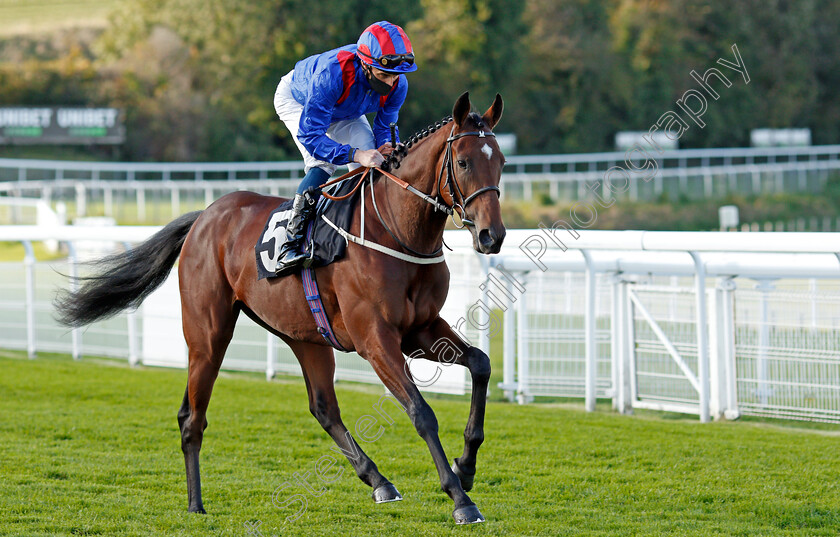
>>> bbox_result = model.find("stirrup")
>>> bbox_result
[301,238,316,268]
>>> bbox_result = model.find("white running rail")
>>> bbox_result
[1,226,838,422]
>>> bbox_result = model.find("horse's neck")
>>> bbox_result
[376,132,448,252]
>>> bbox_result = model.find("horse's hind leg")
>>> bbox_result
[177,282,239,514]
[287,339,401,503]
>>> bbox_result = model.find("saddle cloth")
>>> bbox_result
[254,179,360,280]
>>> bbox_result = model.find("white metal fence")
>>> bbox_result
[1,225,839,423]
[0,225,474,395]
[1,144,839,224]
[476,230,840,423]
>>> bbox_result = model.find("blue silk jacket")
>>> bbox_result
[289,44,407,165]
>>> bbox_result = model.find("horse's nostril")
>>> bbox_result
[478,229,492,247]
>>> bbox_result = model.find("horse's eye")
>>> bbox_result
[457,159,467,169]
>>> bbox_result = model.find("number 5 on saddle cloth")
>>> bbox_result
[254,179,361,280]
[254,179,361,350]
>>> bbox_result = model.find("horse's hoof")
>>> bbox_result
[188,506,206,514]
[453,504,485,525]
[452,459,476,492]
[372,483,403,503]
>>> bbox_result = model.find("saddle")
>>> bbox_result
[254,178,361,280]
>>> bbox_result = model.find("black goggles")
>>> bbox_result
[361,51,415,69]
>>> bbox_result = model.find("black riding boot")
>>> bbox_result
[274,188,319,277]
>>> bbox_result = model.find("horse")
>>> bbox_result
[55,92,506,525]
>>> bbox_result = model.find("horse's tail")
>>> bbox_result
[55,210,203,328]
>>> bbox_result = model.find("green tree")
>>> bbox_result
[3,0,839,160]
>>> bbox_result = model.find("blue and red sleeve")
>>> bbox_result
[297,56,356,165]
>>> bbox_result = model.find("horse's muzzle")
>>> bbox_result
[477,226,505,254]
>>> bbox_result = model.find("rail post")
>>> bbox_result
[716,277,739,419]
[582,249,597,412]
[171,186,180,217]
[66,241,82,360]
[755,279,776,408]
[137,187,146,222]
[104,185,113,218]
[516,273,532,404]
[689,251,711,422]
[122,242,139,367]
[501,272,517,402]
[478,256,491,357]
[610,273,622,411]
[616,277,635,414]
[23,240,36,359]
[266,332,276,381]
[75,183,86,218]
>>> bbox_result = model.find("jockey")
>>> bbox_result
[272,21,417,277]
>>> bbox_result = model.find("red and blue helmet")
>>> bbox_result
[356,21,417,74]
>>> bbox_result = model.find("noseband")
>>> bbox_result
[437,125,501,228]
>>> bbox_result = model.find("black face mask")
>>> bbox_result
[365,66,393,96]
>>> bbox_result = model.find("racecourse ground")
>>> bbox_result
[1,351,839,536]
[0,0,117,36]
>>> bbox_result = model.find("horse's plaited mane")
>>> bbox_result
[382,116,451,171]
[383,112,485,171]
[404,116,453,150]
[405,113,485,148]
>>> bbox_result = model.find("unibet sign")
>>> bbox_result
[0,107,125,145]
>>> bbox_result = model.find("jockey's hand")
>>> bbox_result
[354,148,385,168]
[377,142,406,158]
[377,143,394,158]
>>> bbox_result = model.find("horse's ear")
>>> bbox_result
[453,91,471,126]
[482,93,504,130]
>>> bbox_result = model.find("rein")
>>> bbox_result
[321,165,447,258]
[319,166,370,201]
[315,127,500,263]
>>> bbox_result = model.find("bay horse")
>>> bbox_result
[55,92,506,524]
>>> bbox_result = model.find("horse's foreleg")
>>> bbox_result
[451,346,490,492]
[288,340,400,503]
[403,317,490,492]
[360,322,484,524]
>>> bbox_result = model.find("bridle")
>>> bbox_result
[436,125,501,229]
[319,124,501,258]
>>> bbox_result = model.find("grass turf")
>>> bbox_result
[0,0,117,36]
[1,350,839,536]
